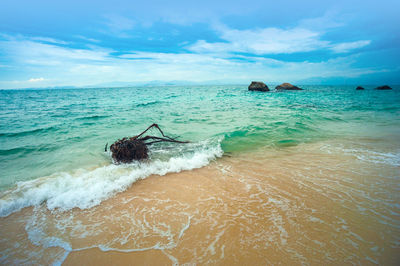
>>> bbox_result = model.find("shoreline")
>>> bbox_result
[1,139,399,264]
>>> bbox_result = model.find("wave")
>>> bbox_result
[0,138,223,217]
[75,115,109,121]
[135,100,163,108]
[220,123,316,152]
[0,126,58,138]
[320,144,400,166]
[343,148,400,166]
[0,144,58,156]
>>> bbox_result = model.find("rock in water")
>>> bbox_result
[356,86,365,90]
[375,85,392,90]
[275,83,302,90]
[248,81,269,91]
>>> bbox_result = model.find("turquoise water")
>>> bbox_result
[0,85,399,215]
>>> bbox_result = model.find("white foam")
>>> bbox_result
[320,144,400,166]
[0,139,223,217]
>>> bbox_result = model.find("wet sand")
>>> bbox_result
[1,140,399,265]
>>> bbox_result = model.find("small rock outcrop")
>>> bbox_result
[375,85,392,90]
[248,81,269,91]
[275,83,302,90]
[356,86,365,90]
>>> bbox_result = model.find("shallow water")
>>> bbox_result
[0,85,399,264]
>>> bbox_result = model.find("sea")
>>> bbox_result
[0,85,399,265]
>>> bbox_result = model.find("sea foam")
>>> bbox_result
[0,139,223,217]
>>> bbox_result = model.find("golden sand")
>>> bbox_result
[1,140,399,265]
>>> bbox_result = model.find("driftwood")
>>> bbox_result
[106,123,188,163]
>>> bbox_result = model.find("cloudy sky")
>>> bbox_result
[0,0,399,88]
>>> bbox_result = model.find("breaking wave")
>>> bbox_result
[0,138,223,217]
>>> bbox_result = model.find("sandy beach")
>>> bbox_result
[2,138,399,265]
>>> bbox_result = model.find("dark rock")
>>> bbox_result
[275,83,302,90]
[356,86,365,90]
[375,85,392,90]
[248,81,269,91]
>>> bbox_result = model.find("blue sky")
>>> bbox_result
[0,0,399,88]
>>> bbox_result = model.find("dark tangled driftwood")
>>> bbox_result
[106,123,188,163]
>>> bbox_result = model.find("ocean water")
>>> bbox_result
[0,85,399,264]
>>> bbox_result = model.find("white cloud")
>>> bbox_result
[28,77,45,82]
[189,27,328,54]
[30,37,68,45]
[187,24,371,55]
[0,34,380,89]
[330,40,371,53]
[74,35,101,43]
[1,39,112,65]
[298,10,345,31]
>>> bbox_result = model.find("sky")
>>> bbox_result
[0,0,399,89]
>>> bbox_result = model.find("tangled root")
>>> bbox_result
[110,138,149,163]
[107,123,188,164]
